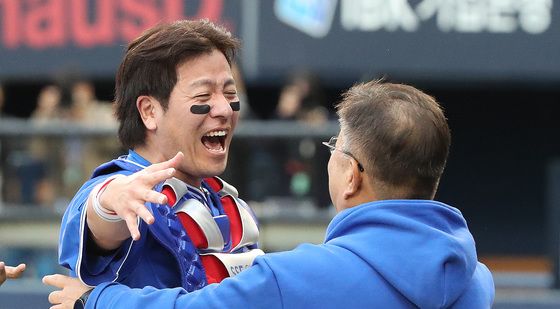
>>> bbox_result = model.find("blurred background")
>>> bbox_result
[0,0,559,307]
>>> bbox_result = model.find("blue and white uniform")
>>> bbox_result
[87,199,495,308]
[58,150,261,291]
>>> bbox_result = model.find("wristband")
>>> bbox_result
[91,176,123,222]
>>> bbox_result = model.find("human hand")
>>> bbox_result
[0,262,26,286]
[43,274,91,309]
[98,152,184,240]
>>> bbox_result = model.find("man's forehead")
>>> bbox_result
[184,77,235,88]
[173,74,234,91]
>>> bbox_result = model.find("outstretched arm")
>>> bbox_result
[86,152,183,250]
[44,274,187,309]
[44,258,281,309]
[0,262,26,286]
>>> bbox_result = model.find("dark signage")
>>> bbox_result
[0,0,558,83]
[252,0,559,83]
[0,0,238,78]
[0,0,230,49]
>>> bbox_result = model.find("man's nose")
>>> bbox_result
[209,95,234,118]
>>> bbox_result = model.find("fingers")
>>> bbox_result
[47,291,72,308]
[123,198,159,235]
[124,215,141,241]
[43,274,68,289]
[5,263,26,279]
[143,188,168,205]
[170,151,184,166]
[48,290,62,304]
[0,262,6,285]
[121,187,171,238]
[142,167,176,188]
[44,274,91,309]
[134,198,157,224]
[144,151,183,173]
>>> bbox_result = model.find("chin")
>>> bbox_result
[204,162,227,178]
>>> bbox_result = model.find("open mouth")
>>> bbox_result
[201,130,227,152]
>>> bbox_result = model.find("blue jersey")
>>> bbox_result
[58,150,260,291]
[88,200,494,308]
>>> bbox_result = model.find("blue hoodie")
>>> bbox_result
[88,200,494,308]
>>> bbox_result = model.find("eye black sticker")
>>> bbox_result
[190,104,211,114]
[230,101,240,111]
[190,101,240,114]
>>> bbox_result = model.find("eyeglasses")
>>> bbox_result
[322,136,365,172]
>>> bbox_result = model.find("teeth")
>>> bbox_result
[205,130,227,137]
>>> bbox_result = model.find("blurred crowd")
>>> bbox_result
[0,79,118,280]
[0,69,335,210]
[245,71,333,208]
[1,80,117,208]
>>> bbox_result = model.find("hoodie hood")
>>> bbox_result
[325,199,488,308]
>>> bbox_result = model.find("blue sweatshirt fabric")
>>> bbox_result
[88,199,495,308]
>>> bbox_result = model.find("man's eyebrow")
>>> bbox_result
[188,78,214,88]
[187,77,236,89]
[224,78,235,87]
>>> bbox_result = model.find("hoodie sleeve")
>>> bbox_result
[88,256,283,309]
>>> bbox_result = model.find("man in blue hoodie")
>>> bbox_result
[45,80,495,308]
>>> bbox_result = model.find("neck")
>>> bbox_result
[338,190,378,212]
[174,170,203,188]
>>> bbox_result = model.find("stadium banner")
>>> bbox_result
[0,0,558,83]
[0,0,241,78]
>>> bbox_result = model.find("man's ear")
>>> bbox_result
[137,96,159,130]
[343,160,363,200]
